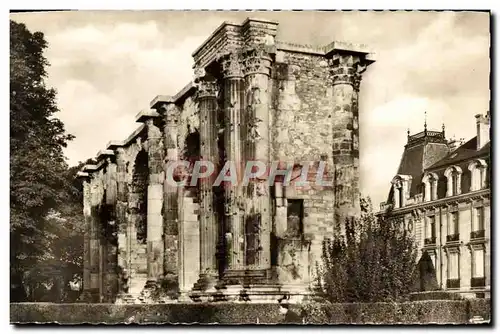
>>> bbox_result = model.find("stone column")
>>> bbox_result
[194,74,219,290]
[115,147,130,298]
[80,177,92,301]
[221,51,246,273]
[242,46,272,271]
[160,101,180,293]
[328,53,368,233]
[89,175,103,302]
[104,156,118,302]
[145,118,165,286]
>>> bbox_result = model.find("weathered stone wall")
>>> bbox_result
[80,17,376,302]
[271,51,334,164]
[270,50,336,289]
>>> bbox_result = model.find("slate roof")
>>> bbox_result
[427,136,490,170]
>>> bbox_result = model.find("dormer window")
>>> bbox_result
[422,172,439,202]
[444,166,462,197]
[468,159,487,192]
[391,175,412,208]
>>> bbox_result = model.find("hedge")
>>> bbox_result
[11,299,491,325]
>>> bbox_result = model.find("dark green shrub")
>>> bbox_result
[319,198,419,303]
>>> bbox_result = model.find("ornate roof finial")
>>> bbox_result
[424,111,427,135]
[407,128,410,138]
[442,123,445,137]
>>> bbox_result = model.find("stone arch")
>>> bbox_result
[391,174,412,208]
[468,159,487,191]
[131,149,149,244]
[444,166,463,197]
[422,171,439,201]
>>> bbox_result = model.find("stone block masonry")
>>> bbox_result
[77,17,375,304]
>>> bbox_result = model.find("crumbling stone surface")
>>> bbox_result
[79,17,374,303]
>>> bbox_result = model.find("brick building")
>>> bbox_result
[77,17,375,303]
[379,111,491,298]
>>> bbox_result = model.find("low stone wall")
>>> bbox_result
[11,299,491,325]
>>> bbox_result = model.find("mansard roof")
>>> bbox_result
[427,136,490,170]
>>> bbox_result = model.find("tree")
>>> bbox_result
[319,197,419,303]
[10,20,75,301]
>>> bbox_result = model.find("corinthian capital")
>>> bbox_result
[220,52,243,79]
[196,79,218,99]
[242,46,272,77]
[328,54,368,88]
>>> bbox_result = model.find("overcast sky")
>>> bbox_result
[11,10,490,206]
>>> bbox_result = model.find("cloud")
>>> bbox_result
[43,20,207,163]
[11,11,489,207]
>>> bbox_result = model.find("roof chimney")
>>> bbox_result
[475,111,490,150]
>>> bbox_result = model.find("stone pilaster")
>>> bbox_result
[89,174,104,302]
[194,75,219,290]
[145,118,165,286]
[328,53,368,233]
[161,101,180,293]
[104,157,119,302]
[220,51,246,274]
[80,177,93,301]
[115,147,131,299]
[242,46,272,272]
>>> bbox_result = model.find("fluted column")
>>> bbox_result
[242,46,272,271]
[195,75,219,289]
[328,53,368,233]
[146,118,164,284]
[221,51,246,272]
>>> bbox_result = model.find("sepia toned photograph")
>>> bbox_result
[9,10,491,325]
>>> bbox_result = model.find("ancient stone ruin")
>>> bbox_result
[77,17,375,303]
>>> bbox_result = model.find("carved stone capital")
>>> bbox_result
[242,46,272,77]
[193,67,206,83]
[328,54,367,88]
[220,52,243,79]
[196,79,218,99]
[161,102,179,126]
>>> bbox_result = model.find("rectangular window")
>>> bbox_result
[449,211,459,235]
[475,207,485,231]
[287,199,304,238]
[429,215,436,239]
[472,249,485,278]
[452,173,459,196]
[473,168,481,191]
[448,252,460,280]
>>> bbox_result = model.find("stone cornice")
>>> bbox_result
[135,108,161,123]
[113,124,146,150]
[96,149,114,160]
[150,82,196,111]
[149,95,173,109]
[380,189,490,216]
[76,171,89,179]
[192,21,243,69]
[275,40,376,62]
[106,140,124,151]
[82,164,97,172]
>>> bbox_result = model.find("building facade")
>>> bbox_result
[379,112,491,298]
[76,18,375,303]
